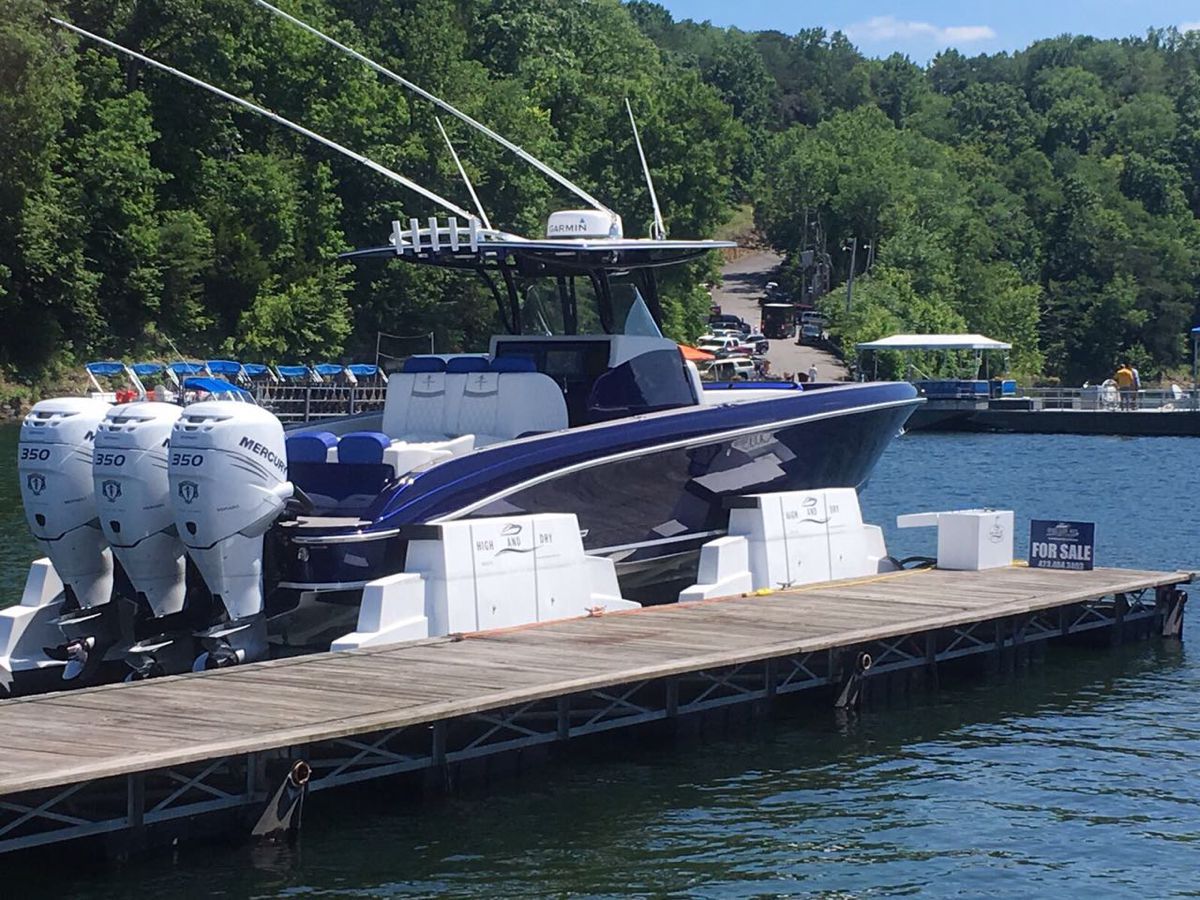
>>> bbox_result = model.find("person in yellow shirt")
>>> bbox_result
[1114,362,1135,410]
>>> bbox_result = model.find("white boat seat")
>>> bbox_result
[336,429,474,477]
[382,434,475,476]
[476,371,568,445]
[382,357,568,450]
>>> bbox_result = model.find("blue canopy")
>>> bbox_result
[85,361,125,377]
[206,359,243,376]
[181,377,251,397]
[276,365,311,380]
[242,363,271,377]
[313,363,345,377]
[168,362,205,375]
[131,362,164,377]
[347,363,379,377]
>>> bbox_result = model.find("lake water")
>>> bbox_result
[1,425,1198,896]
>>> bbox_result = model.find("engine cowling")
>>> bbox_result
[93,401,187,618]
[168,401,292,622]
[18,397,114,609]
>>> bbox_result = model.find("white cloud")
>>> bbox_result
[1181,21,1200,32]
[846,15,997,45]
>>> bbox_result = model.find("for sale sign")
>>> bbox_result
[1029,520,1095,571]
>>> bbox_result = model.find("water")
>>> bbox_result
[2,426,1199,896]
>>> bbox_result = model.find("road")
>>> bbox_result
[710,251,848,381]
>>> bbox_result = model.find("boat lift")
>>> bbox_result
[855,333,1015,400]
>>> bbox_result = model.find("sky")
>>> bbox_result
[656,1,1200,59]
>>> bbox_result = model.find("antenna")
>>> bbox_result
[251,0,616,218]
[51,17,473,220]
[625,98,665,241]
[436,117,492,231]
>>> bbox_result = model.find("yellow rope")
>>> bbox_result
[764,565,934,597]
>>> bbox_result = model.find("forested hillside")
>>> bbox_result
[4,1,1200,394]
[631,3,1200,382]
[0,0,740,394]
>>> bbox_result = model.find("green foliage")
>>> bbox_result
[735,20,1200,383]
[6,1,1200,391]
[0,0,743,383]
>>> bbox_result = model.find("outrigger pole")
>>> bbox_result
[250,0,617,218]
[625,98,665,241]
[51,17,475,221]
[436,117,492,232]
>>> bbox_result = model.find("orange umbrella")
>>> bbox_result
[679,344,714,362]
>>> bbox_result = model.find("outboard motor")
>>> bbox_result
[93,401,196,678]
[168,401,292,669]
[18,397,119,680]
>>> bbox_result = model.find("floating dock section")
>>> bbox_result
[0,564,1188,858]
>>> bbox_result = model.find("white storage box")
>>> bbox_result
[897,509,1014,571]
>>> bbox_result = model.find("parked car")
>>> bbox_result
[702,357,757,381]
[708,314,750,334]
[744,332,770,354]
[800,322,823,344]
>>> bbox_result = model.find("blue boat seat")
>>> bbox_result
[490,356,536,372]
[286,431,337,463]
[338,431,391,464]
[445,356,489,373]
[402,356,446,373]
[287,432,392,516]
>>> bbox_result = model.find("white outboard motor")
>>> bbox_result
[94,403,187,619]
[94,402,188,617]
[93,401,199,679]
[168,401,292,668]
[19,398,115,607]
[18,397,118,680]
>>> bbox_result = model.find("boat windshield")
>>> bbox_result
[519,278,656,337]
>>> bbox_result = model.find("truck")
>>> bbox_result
[761,303,794,340]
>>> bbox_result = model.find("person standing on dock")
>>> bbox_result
[1114,362,1136,410]
[1131,365,1141,409]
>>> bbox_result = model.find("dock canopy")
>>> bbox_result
[856,334,1012,352]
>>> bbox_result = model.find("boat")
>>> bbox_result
[1,13,921,695]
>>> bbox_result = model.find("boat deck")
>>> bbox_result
[0,563,1188,856]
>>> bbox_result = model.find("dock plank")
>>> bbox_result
[0,565,1186,796]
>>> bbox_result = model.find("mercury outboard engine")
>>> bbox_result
[18,397,120,681]
[168,400,292,669]
[93,401,197,679]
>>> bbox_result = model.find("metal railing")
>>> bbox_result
[251,383,388,423]
[1016,385,1200,412]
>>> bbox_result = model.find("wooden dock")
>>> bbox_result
[0,564,1188,858]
